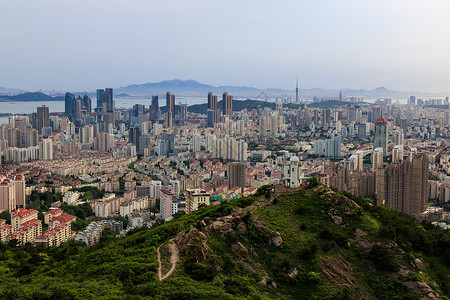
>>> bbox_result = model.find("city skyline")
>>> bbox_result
[2,1,450,92]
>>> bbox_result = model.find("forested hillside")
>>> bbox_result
[0,183,449,299]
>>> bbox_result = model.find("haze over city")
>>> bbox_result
[2,0,450,92]
[1,1,450,299]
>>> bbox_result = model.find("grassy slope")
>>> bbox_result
[0,184,449,299]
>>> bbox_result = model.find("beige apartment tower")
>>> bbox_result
[376,154,428,217]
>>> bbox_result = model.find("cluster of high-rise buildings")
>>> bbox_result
[207,92,233,126]
[321,153,429,218]
[1,86,448,242]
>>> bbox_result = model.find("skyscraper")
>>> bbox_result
[75,96,82,120]
[372,147,384,170]
[207,110,215,127]
[151,96,159,121]
[166,112,173,128]
[96,88,114,113]
[208,92,217,111]
[192,134,200,153]
[36,105,49,133]
[65,93,76,121]
[324,109,331,125]
[374,118,388,156]
[132,104,145,117]
[25,128,38,147]
[207,92,218,125]
[129,121,141,150]
[82,95,91,114]
[228,162,245,193]
[358,123,367,139]
[94,131,112,153]
[223,92,233,117]
[180,104,188,120]
[399,118,408,136]
[313,109,320,128]
[166,92,175,119]
[80,126,92,144]
[158,133,174,157]
[324,134,341,158]
[39,138,53,160]
[372,106,381,123]
[347,107,356,123]
[138,134,152,155]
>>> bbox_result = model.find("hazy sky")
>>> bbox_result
[2,0,450,92]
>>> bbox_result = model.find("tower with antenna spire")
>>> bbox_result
[296,78,299,103]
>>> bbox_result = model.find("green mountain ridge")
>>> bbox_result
[1,183,449,299]
[186,99,302,114]
[0,92,64,102]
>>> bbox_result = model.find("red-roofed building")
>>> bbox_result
[43,209,63,224]
[375,118,387,125]
[0,219,5,227]
[5,231,26,245]
[216,184,229,194]
[49,214,76,229]
[11,208,38,230]
[0,224,13,243]
[35,222,72,247]
[5,219,42,245]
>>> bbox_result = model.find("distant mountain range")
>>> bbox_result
[0,79,442,101]
[116,80,428,99]
[0,86,25,94]
[0,92,64,102]
[117,79,273,98]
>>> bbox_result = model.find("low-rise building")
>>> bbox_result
[63,191,80,204]
[43,209,63,224]
[74,219,123,246]
[34,222,74,247]
[119,196,152,217]
[94,196,124,217]
[185,188,210,213]
[49,214,76,229]
[5,218,42,245]
[11,208,38,230]
[0,224,13,243]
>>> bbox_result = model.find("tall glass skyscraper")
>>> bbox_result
[65,92,76,121]
[374,118,388,156]
[96,88,114,113]
[151,96,159,121]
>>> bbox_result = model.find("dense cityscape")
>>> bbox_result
[2,1,450,298]
[0,87,448,247]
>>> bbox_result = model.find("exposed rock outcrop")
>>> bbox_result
[414,258,424,271]
[175,227,211,260]
[404,281,442,300]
